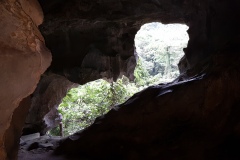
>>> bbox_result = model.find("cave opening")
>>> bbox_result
[134,22,189,88]
[48,22,189,137]
[2,0,238,159]
[49,77,138,136]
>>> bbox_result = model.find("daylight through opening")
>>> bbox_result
[49,22,189,137]
[134,22,189,88]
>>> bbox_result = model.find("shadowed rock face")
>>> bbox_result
[56,54,240,160]
[38,0,240,77]
[40,0,240,159]
[38,0,187,82]
[22,74,77,136]
[5,97,31,160]
[1,0,240,159]
[23,0,207,137]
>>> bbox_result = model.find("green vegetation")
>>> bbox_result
[50,78,139,136]
[135,22,189,85]
[49,22,189,136]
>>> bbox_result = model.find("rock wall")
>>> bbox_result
[56,54,240,159]
[39,0,240,80]
[23,53,136,135]
[23,0,192,137]
[0,0,240,159]
[38,0,187,81]
[0,0,51,159]
[23,74,76,135]
[5,97,31,160]
[53,0,240,159]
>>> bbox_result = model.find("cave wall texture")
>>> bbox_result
[23,74,77,136]
[0,0,240,159]
[0,0,52,159]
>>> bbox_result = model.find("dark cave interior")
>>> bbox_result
[0,0,240,159]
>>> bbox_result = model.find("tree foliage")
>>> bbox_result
[135,22,189,83]
[50,78,138,136]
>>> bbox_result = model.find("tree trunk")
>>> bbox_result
[164,47,171,78]
[60,122,64,137]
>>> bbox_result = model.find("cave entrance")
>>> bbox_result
[134,22,189,89]
[49,22,189,137]
[49,77,138,136]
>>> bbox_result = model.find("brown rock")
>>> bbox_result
[18,0,44,26]
[0,0,51,159]
[0,0,240,159]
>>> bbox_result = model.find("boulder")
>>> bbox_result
[0,0,51,159]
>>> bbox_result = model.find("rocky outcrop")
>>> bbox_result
[56,54,240,159]
[38,0,187,82]
[51,0,240,159]
[18,134,61,160]
[4,97,31,160]
[38,0,240,80]
[62,49,136,83]
[23,54,136,135]
[184,0,240,68]
[23,74,76,135]
[0,0,240,159]
[0,0,51,159]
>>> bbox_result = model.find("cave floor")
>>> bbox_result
[17,135,74,160]
[18,149,68,160]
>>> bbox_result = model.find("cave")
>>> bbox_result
[46,22,189,138]
[1,0,240,160]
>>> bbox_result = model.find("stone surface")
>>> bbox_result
[21,133,40,142]
[38,0,188,83]
[17,135,69,160]
[38,0,240,80]
[22,0,210,138]
[19,0,44,26]
[0,0,240,159]
[4,97,31,160]
[45,0,240,159]
[19,135,61,152]
[23,74,76,135]
[56,54,240,159]
[0,0,51,159]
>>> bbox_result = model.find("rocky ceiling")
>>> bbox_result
[38,0,240,81]
[0,0,240,159]
[38,0,189,83]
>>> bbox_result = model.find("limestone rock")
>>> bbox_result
[56,54,240,159]
[19,139,25,146]
[27,142,39,151]
[19,0,44,26]
[21,133,40,142]
[0,0,51,159]
[39,0,186,82]
[39,143,54,150]
[19,135,61,152]
[23,74,76,135]
[0,0,240,159]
